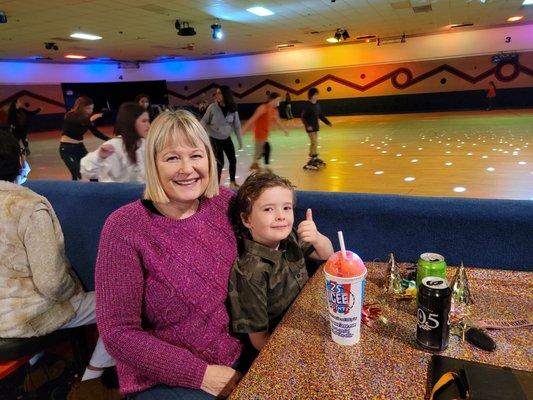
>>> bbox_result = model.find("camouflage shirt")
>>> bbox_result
[228,230,313,334]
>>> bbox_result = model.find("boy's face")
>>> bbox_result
[242,186,294,248]
[310,94,318,102]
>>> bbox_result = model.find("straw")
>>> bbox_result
[337,231,347,259]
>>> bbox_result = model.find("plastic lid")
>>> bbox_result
[325,250,366,278]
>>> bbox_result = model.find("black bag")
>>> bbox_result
[428,355,532,400]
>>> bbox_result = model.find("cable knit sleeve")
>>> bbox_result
[95,209,208,389]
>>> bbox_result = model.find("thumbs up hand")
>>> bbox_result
[297,208,319,245]
[297,208,334,261]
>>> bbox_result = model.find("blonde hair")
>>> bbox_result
[144,109,219,202]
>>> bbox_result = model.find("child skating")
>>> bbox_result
[241,92,289,171]
[301,88,332,170]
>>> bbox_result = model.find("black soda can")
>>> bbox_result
[416,276,452,351]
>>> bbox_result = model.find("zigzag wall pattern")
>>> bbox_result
[1,61,531,109]
[0,89,65,109]
[167,61,533,101]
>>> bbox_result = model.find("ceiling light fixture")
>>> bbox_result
[65,54,87,59]
[507,16,524,22]
[327,28,350,43]
[450,23,474,28]
[44,42,59,50]
[211,23,223,39]
[246,6,274,16]
[522,0,533,5]
[175,20,196,36]
[70,32,102,40]
[377,34,407,46]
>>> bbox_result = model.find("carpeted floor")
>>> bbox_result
[1,354,119,400]
[1,355,77,400]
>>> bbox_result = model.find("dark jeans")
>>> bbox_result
[126,344,256,400]
[285,104,293,119]
[127,386,215,400]
[59,142,88,180]
[487,97,495,110]
[12,128,29,149]
[263,141,271,165]
[210,137,237,182]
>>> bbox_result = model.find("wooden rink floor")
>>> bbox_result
[26,109,533,200]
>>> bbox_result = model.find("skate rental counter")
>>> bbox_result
[229,262,533,399]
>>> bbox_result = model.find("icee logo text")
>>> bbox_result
[327,281,355,314]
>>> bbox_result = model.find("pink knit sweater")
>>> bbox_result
[95,187,242,395]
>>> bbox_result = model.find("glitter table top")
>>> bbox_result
[230,263,533,400]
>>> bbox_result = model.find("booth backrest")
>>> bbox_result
[26,181,533,290]
[27,181,143,291]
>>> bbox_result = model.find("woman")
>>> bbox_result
[135,93,156,122]
[80,102,150,182]
[0,131,115,393]
[8,97,41,155]
[95,110,243,399]
[241,92,288,171]
[284,92,293,120]
[59,96,110,180]
[201,85,243,188]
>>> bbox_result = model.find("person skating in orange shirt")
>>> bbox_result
[242,92,289,171]
[486,81,497,111]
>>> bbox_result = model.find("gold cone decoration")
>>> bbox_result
[384,253,403,294]
[450,262,474,319]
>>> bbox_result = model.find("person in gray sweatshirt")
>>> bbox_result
[201,85,243,188]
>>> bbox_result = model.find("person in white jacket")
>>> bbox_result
[0,131,115,396]
[81,102,150,183]
[201,85,243,188]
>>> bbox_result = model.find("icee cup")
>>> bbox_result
[324,250,367,345]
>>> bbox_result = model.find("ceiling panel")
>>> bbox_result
[0,0,530,62]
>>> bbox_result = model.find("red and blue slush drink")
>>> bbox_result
[324,251,367,345]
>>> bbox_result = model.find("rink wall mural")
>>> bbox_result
[0,51,532,130]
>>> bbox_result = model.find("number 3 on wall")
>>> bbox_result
[505,37,511,43]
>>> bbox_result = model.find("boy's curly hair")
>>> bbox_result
[229,171,296,244]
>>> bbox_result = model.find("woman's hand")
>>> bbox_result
[90,113,103,122]
[200,365,242,398]
[98,143,115,159]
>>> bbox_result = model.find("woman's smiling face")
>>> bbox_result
[156,140,210,206]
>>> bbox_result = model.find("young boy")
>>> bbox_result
[228,171,334,351]
[301,87,332,170]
